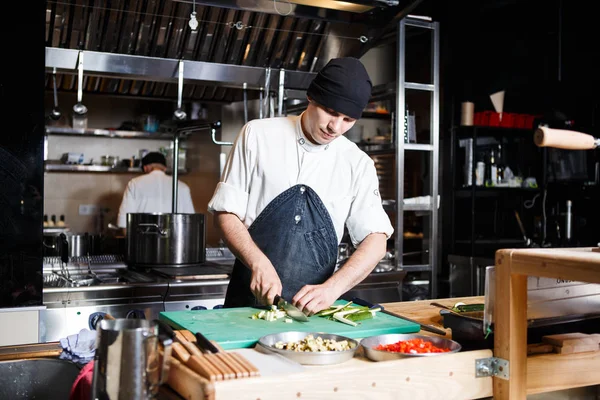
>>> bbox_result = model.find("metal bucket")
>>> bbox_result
[126,213,206,266]
[91,319,172,400]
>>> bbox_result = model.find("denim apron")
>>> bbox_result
[224,184,339,307]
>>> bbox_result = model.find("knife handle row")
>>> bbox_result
[171,329,260,382]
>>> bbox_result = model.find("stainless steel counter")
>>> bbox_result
[40,254,232,342]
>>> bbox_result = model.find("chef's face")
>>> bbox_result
[302,99,357,145]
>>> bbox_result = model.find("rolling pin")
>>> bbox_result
[534,126,600,150]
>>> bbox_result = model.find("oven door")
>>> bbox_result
[341,270,406,304]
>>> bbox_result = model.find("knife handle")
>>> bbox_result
[154,319,175,340]
[273,294,282,306]
[195,332,220,354]
[351,297,384,310]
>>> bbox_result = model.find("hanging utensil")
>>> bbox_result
[49,68,61,121]
[72,50,88,128]
[173,60,187,121]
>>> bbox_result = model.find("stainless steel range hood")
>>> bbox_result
[45,0,422,102]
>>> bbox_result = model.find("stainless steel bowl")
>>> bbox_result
[360,333,461,361]
[257,331,358,365]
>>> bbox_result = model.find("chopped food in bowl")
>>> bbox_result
[374,338,451,354]
[360,333,461,361]
[257,331,358,365]
[274,334,353,352]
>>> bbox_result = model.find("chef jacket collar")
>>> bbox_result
[296,112,332,153]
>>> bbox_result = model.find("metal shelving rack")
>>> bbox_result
[395,17,440,298]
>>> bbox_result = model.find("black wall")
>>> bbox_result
[431,0,600,295]
[0,3,46,307]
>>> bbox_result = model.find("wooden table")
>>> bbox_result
[165,296,493,400]
[494,247,600,399]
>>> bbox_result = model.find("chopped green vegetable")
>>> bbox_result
[315,302,381,327]
[316,301,354,316]
[345,308,381,322]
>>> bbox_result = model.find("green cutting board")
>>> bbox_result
[159,301,420,350]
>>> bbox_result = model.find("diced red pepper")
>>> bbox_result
[374,338,450,354]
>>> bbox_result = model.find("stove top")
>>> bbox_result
[130,261,233,280]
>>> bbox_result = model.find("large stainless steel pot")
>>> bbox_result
[43,232,104,258]
[126,213,205,266]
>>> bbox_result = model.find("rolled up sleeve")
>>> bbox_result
[346,158,394,247]
[207,123,255,222]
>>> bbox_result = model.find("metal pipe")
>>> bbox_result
[259,89,264,119]
[243,82,248,124]
[394,19,406,273]
[177,60,184,111]
[263,67,271,118]
[278,68,285,117]
[211,126,233,146]
[172,132,180,214]
[565,200,572,241]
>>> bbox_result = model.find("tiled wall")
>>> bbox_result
[44,92,223,244]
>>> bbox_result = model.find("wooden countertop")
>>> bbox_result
[382,296,485,338]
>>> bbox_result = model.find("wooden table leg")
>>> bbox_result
[494,250,528,400]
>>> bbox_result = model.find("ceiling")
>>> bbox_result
[45,0,425,103]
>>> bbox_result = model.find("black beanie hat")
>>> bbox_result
[306,57,372,120]
[141,152,167,167]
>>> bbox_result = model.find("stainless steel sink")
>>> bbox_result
[0,358,81,399]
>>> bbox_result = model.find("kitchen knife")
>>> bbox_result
[351,297,446,336]
[274,294,309,322]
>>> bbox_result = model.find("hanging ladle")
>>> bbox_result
[173,59,186,121]
[73,50,88,117]
[49,68,61,121]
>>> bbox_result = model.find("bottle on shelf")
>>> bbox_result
[486,149,497,186]
[48,215,56,227]
[57,215,66,228]
[43,215,49,228]
[496,144,504,185]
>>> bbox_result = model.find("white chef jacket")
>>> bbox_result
[117,170,195,228]
[207,113,394,247]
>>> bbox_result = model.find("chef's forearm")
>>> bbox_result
[214,212,268,272]
[324,233,387,295]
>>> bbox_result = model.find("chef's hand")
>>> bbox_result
[249,260,282,306]
[292,284,340,316]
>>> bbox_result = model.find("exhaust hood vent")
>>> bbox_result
[45,0,420,102]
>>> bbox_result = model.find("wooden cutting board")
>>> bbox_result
[160,301,420,350]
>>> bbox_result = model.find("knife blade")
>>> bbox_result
[351,297,446,336]
[274,294,309,322]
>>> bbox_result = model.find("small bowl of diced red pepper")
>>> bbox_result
[360,333,461,361]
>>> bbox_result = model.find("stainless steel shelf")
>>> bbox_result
[44,164,188,174]
[382,199,434,212]
[404,82,435,92]
[402,264,432,272]
[404,143,434,151]
[45,126,182,140]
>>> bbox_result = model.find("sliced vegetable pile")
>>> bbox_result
[375,338,450,354]
[250,301,381,326]
[274,334,353,352]
[251,305,293,323]
[315,301,381,327]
